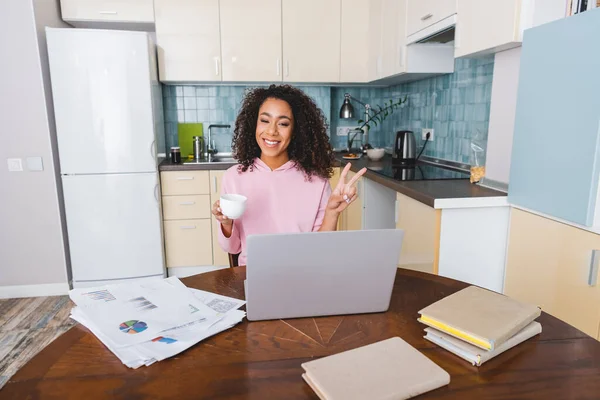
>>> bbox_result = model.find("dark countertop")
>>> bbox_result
[158,155,506,208]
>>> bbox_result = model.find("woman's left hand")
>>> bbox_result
[327,162,367,214]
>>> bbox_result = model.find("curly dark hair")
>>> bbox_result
[232,84,335,180]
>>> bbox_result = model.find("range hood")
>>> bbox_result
[371,15,457,86]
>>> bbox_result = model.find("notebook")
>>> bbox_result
[424,321,542,366]
[418,286,541,351]
[301,337,450,400]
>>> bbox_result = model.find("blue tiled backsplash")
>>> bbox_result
[162,56,494,164]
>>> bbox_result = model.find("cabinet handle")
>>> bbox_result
[285,61,289,77]
[179,201,195,206]
[421,13,433,21]
[589,250,600,286]
[277,59,281,76]
[99,11,118,15]
[180,225,197,230]
[176,176,194,180]
[215,58,220,76]
[213,176,218,193]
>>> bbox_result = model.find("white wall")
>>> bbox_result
[0,0,70,293]
[484,47,522,186]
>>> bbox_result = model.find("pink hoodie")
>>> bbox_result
[218,158,331,266]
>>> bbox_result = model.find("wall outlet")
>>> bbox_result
[422,128,434,142]
[7,158,23,172]
[337,126,360,136]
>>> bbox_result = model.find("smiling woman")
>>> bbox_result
[210,85,366,266]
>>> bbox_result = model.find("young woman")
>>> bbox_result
[211,84,366,265]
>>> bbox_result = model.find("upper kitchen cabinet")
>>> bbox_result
[154,0,221,82]
[340,0,371,83]
[220,0,282,82]
[282,0,341,83]
[455,0,566,58]
[60,0,154,29]
[406,0,456,41]
[381,0,407,77]
[508,10,600,227]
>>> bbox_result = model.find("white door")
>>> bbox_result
[62,173,165,283]
[219,0,282,82]
[154,0,222,82]
[282,0,341,83]
[46,28,157,174]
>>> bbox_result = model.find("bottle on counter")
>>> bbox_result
[170,146,181,164]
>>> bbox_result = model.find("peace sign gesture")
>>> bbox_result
[327,163,368,214]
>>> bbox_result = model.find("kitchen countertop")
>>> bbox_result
[158,155,507,209]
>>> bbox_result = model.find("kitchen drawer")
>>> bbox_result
[60,0,154,23]
[160,171,210,196]
[164,219,213,267]
[162,195,211,220]
[406,0,456,37]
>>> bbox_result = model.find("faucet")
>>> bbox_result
[206,124,231,161]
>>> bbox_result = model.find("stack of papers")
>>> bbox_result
[69,276,246,369]
[418,285,542,366]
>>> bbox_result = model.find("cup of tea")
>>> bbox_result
[220,194,247,219]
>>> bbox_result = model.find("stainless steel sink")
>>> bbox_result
[183,156,237,165]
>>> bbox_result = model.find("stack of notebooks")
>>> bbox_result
[418,286,542,366]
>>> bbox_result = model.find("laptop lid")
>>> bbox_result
[245,229,404,321]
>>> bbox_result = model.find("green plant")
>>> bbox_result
[357,96,408,131]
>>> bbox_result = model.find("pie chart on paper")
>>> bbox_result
[119,320,148,334]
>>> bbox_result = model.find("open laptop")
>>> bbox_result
[244,229,404,321]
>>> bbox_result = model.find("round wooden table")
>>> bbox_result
[3,267,600,399]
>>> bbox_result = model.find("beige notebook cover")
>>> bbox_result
[424,321,542,366]
[301,337,450,400]
[418,286,541,351]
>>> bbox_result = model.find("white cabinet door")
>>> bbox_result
[368,0,383,81]
[60,0,154,23]
[455,0,520,58]
[406,0,456,37]
[154,0,221,82]
[381,0,407,77]
[62,173,164,282]
[340,0,370,83]
[47,29,156,174]
[220,0,282,82]
[282,0,341,82]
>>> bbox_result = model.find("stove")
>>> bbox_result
[369,162,470,181]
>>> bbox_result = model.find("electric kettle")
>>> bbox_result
[392,130,416,165]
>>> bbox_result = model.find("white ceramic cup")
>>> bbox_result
[219,194,247,219]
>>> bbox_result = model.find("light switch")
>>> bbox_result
[7,158,23,172]
[26,157,44,171]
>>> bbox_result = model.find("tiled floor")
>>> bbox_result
[0,296,76,390]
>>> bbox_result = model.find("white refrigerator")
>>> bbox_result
[46,28,166,288]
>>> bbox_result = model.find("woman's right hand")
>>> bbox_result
[212,200,233,227]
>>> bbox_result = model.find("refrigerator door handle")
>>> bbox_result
[154,184,159,203]
[150,140,156,161]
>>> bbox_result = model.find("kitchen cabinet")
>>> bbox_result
[367,0,383,81]
[381,0,407,77]
[60,0,154,27]
[455,0,566,58]
[154,0,221,82]
[508,11,600,228]
[282,0,341,82]
[340,0,371,83]
[340,171,364,231]
[505,208,600,340]
[160,171,214,269]
[210,170,230,267]
[219,0,282,82]
[406,0,456,38]
[395,192,439,274]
